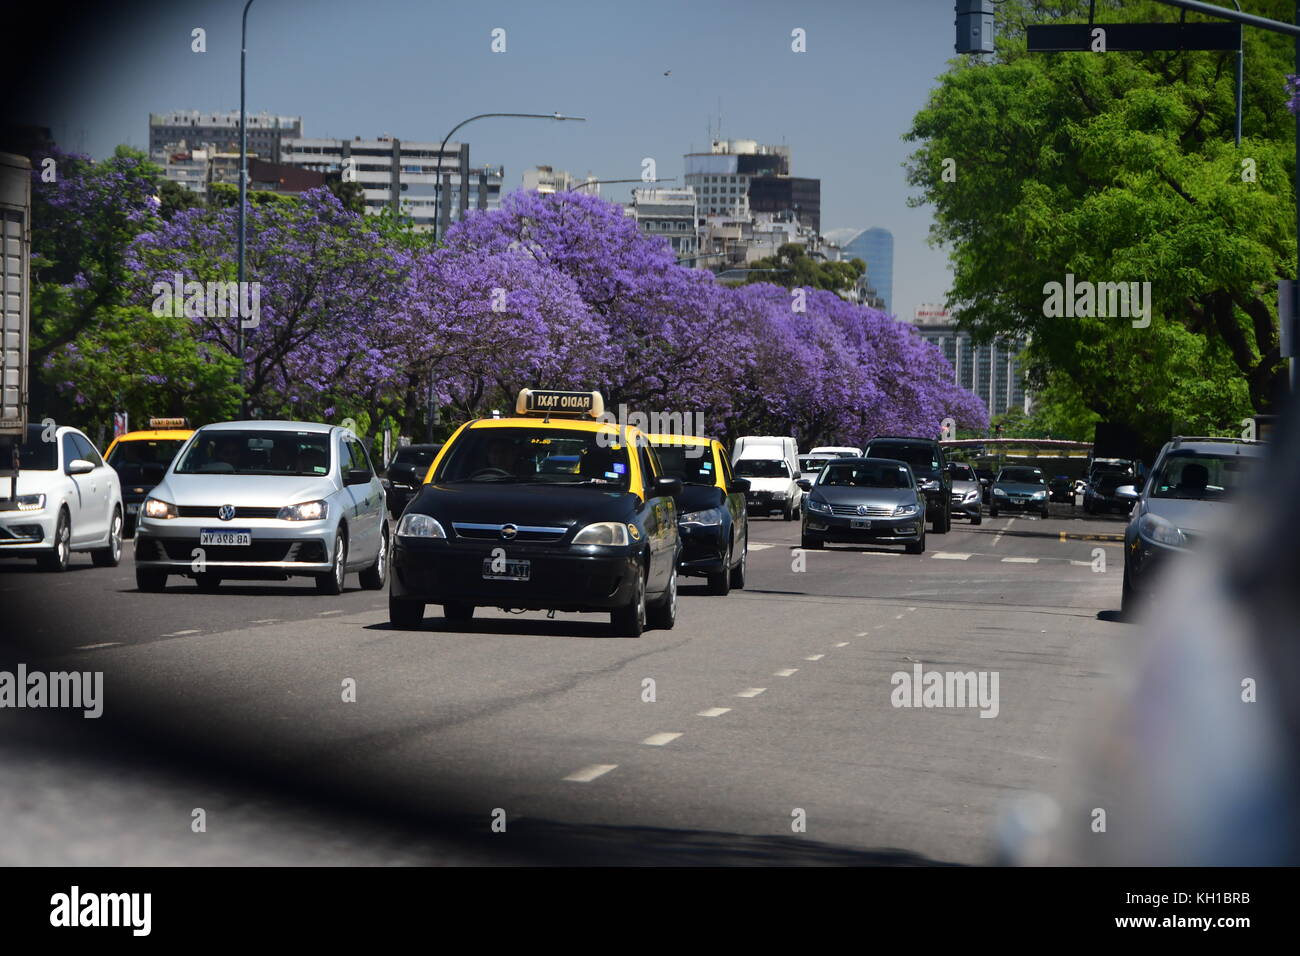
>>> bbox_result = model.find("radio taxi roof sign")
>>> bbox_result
[515,389,605,419]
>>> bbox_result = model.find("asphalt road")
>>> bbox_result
[0,500,1135,865]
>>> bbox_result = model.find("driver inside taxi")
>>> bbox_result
[484,437,516,475]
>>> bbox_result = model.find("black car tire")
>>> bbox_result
[728,537,747,589]
[91,508,123,567]
[647,564,678,629]
[783,501,795,521]
[389,596,425,628]
[316,533,347,595]
[707,541,731,596]
[800,533,823,550]
[989,506,999,518]
[136,568,167,592]
[1040,505,1050,519]
[195,573,222,592]
[443,602,474,622]
[932,506,950,534]
[611,570,646,637]
[36,510,71,572]
[359,526,388,590]
[906,531,926,555]
[971,512,982,526]
[1121,565,1136,619]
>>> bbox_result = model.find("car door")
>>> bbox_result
[60,432,94,545]
[351,437,385,562]
[74,432,114,541]
[716,445,746,561]
[342,436,381,565]
[635,436,675,596]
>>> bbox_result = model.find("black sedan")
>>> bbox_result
[389,396,681,638]
[1084,473,1134,515]
[649,435,749,595]
[1048,475,1075,505]
[382,443,441,518]
[798,458,926,554]
[989,466,1050,518]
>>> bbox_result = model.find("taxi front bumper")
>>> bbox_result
[392,537,642,611]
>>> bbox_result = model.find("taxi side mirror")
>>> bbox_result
[796,479,812,492]
[728,477,750,494]
[653,476,683,498]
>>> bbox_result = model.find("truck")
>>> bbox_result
[732,436,803,520]
[0,152,31,501]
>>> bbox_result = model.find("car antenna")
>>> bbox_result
[543,411,551,424]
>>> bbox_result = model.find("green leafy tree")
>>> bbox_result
[905,0,1289,447]
[743,243,866,293]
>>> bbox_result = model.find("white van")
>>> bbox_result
[808,445,862,458]
[733,436,802,520]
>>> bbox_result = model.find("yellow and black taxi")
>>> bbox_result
[103,418,195,535]
[647,433,749,595]
[389,390,683,637]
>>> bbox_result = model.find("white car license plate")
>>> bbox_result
[483,557,530,581]
[126,503,140,514]
[850,518,872,530]
[200,529,251,546]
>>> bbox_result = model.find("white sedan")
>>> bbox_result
[0,423,124,571]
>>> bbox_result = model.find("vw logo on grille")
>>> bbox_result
[856,504,869,516]
[218,504,236,521]
[500,524,518,540]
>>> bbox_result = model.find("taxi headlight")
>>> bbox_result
[397,513,446,538]
[893,503,920,517]
[1138,513,1184,548]
[143,497,178,519]
[680,509,721,526]
[573,521,630,546]
[806,498,833,515]
[278,499,328,521]
[15,493,46,512]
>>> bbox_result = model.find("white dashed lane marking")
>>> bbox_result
[251,619,280,624]
[1001,557,1039,564]
[318,610,344,616]
[932,552,972,560]
[736,688,767,698]
[563,764,618,783]
[804,654,824,661]
[697,707,731,718]
[642,732,682,746]
[73,642,120,650]
[748,543,776,551]
[773,668,798,677]
[834,641,849,647]
[161,629,199,637]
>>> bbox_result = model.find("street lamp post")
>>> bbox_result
[237,0,255,417]
[431,112,586,243]
[567,177,675,193]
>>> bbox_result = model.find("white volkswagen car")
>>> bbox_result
[0,423,123,571]
[133,421,388,594]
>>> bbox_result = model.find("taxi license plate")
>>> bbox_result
[483,558,530,581]
[200,529,251,546]
[850,518,872,530]
[126,503,140,514]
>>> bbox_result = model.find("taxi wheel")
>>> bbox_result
[707,542,731,596]
[136,568,168,592]
[389,596,425,628]
[648,565,678,630]
[611,570,646,638]
[359,526,388,590]
[36,510,71,572]
[728,537,747,589]
[316,533,347,595]
[91,508,123,567]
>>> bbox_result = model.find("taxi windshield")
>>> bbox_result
[654,445,716,485]
[108,439,187,468]
[436,426,633,490]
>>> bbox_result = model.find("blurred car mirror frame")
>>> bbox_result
[1116,485,1139,500]
[66,459,95,476]
[796,479,812,492]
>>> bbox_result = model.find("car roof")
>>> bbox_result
[198,420,335,434]
[645,432,716,448]
[109,429,194,442]
[1160,438,1266,457]
[866,436,940,447]
[466,416,643,439]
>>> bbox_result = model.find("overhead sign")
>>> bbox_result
[1027,22,1241,52]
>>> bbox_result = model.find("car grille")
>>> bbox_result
[0,524,43,542]
[830,504,895,517]
[451,523,568,543]
[177,505,283,519]
[158,539,312,562]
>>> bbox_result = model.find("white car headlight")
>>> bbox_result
[277,499,328,521]
[573,521,631,546]
[893,503,920,516]
[680,509,721,526]
[143,497,178,519]
[992,488,1008,497]
[806,498,833,515]
[963,488,980,500]
[397,513,446,538]
[1138,513,1184,548]
[919,479,940,491]
[1032,490,1047,500]
[770,491,788,500]
[15,493,46,512]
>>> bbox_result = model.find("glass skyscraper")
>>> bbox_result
[831,227,893,315]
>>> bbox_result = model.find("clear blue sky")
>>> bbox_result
[36,0,962,320]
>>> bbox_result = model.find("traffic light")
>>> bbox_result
[955,0,996,54]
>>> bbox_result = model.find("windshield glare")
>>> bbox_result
[175,431,332,476]
[1150,452,1258,501]
[999,468,1045,485]
[819,463,913,489]
[735,458,789,479]
[655,446,716,485]
[109,439,186,469]
[435,427,632,489]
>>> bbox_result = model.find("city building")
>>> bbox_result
[279,136,503,231]
[149,110,302,162]
[908,304,1028,418]
[629,188,698,256]
[747,175,821,234]
[823,227,893,314]
[683,139,790,219]
[521,165,587,194]
[157,144,211,196]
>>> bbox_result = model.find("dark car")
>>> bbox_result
[798,458,926,554]
[389,390,682,637]
[649,434,749,595]
[382,443,441,518]
[104,430,193,536]
[860,436,950,533]
[974,466,995,504]
[946,461,983,524]
[989,465,1050,518]
[1048,475,1075,505]
[1083,473,1133,515]
[1120,437,1265,615]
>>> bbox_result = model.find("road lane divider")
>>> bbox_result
[563,764,618,783]
[642,732,682,746]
